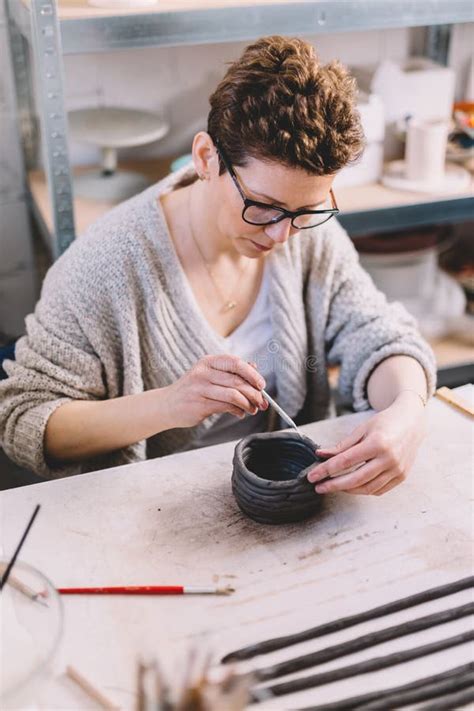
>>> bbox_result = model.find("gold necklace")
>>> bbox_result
[188,187,251,313]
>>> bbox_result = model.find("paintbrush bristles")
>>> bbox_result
[135,652,251,711]
[136,658,171,711]
[217,586,235,595]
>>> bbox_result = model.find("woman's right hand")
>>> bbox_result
[163,354,268,429]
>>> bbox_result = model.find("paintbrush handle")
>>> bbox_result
[58,586,185,595]
[0,504,41,590]
[66,666,119,710]
[57,585,234,595]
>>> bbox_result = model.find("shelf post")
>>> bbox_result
[29,0,75,258]
[423,24,452,66]
[5,0,37,177]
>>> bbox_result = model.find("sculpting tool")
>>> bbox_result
[261,389,304,439]
[57,585,235,595]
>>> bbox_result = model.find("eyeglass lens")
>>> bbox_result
[243,194,335,228]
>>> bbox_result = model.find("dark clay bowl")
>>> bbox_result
[232,431,324,525]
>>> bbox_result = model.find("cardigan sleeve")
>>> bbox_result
[321,220,437,410]
[0,276,109,477]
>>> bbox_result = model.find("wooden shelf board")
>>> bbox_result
[336,177,474,213]
[24,0,306,21]
[29,159,172,237]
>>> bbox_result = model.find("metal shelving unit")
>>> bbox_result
[5,0,474,258]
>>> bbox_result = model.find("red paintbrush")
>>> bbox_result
[57,584,235,595]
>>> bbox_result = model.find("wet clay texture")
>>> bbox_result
[232,431,324,525]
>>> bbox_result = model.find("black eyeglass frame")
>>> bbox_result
[214,140,339,230]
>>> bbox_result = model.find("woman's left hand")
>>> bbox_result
[307,392,427,496]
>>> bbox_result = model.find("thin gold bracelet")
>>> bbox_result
[398,389,427,408]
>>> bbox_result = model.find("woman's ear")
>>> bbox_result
[191,131,218,180]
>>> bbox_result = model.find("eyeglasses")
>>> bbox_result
[214,140,339,230]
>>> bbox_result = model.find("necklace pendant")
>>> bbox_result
[224,300,237,312]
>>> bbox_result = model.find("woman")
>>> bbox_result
[0,36,435,494]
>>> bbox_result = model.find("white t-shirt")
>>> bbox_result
[193,263,276,448]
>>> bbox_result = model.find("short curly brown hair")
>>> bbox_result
[207,35,364,176]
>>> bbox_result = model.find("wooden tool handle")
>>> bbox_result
[435,387,474,418]
[66,666,119,710]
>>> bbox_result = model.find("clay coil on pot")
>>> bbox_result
[232,431,324,524]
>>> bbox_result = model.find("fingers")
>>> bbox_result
[348,472,403,496]
[206,354,265,391]
[313,459,382,494]
[314,464,404,496]
[205,384,257,417]
[371,475,404,496]
[208,369,267,411]
[206,398,247,420]
[316,426,365,457]
[308,411,417,496]
[308,439,377,483]
[186,355,268,423]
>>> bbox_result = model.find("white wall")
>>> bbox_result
[59,24,473,167]
[62,27,414,165]
[450,23,474,100]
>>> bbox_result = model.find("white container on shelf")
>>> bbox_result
[405,118,450,183]
[353,57,455,123]
[334,92,384,188]
[352,58,455,160]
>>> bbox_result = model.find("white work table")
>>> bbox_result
[1,387,473,709]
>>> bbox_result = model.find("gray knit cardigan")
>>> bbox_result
[0,166,436,478]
